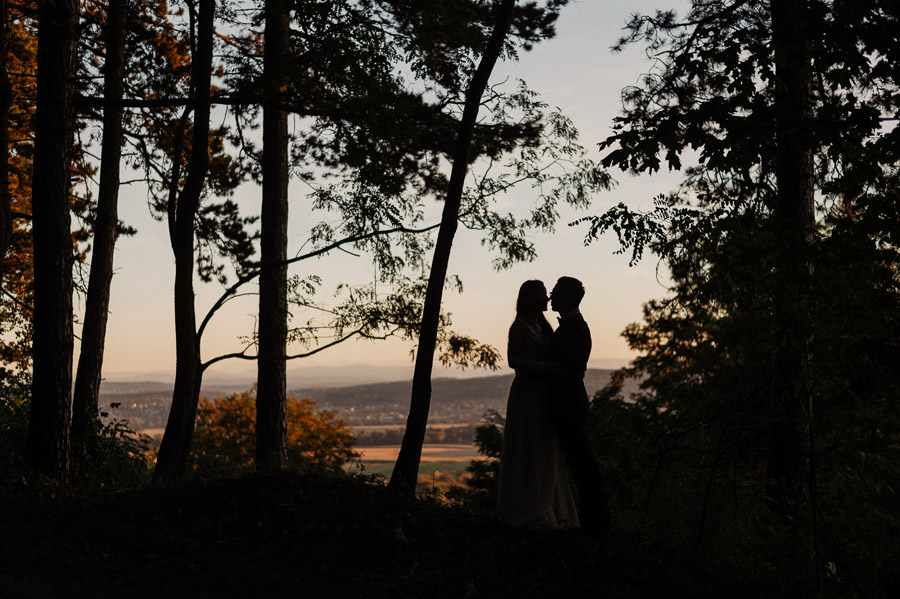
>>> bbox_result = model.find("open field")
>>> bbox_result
[354,444,483,463]
[351,422,471,432]
[349,444,490,480]
[143,424,473,437]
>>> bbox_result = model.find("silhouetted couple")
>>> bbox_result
[497,277,611,537]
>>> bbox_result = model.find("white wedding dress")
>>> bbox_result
[497,318,579,529]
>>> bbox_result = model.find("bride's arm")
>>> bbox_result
[507,322,563,375]
[509,355,563,374]
[516,359,565,375]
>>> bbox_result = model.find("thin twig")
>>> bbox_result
[0,286,31,312]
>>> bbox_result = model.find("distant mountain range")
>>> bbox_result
[99,369,640,431]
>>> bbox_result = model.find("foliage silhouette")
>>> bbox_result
[444,409,504,513]
[191,386,356,477]
[389,0,613,495]
[2,376,151,490]
[576,1,900,588]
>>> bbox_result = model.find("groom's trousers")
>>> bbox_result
[552,393,611,537]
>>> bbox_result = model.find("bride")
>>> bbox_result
[497,280,579,529]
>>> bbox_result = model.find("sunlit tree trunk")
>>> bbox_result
[389,0,517,495]
[154,0,213,482]
[255,0,290,472]
[72,0,128,471]
[26,0,80,481]
[768,0,816,514]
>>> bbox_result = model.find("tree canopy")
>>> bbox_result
[575,0,900,591]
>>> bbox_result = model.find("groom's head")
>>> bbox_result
[551,276,584,313]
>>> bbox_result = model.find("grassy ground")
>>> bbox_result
[0,472,762,598]
[347,459,469,478]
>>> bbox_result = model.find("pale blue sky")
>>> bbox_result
[89,0,689,383]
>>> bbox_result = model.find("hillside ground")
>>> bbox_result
[0,472,761,598]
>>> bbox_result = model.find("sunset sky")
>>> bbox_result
[90,0,689,383]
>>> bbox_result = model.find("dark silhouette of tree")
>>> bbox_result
[255,0,291,471]
[389,0,519,495]
[384,0,613,495]
[154,0,215,482]
[88,0,254,482]
[767,0,817,515]
[25,0,80,480]
[577,0,900,581]
[581,0,900,509]
[144,0,457,479]
[55,0,599,481]
[71,0,129,471]
[1,2,89,381]
[211,1,566,474]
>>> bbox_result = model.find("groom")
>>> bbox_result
[549,276,611,537]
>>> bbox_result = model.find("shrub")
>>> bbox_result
[444,409,503,512]
[0,372,30,486]
[191,385,357,476]
[0,370,152,489]
[84,415,153,487]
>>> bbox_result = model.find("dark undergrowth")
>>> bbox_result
[0,472,760,599]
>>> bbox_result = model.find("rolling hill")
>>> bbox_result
[99,369,640,430]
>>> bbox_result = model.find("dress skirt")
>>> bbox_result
[497,373,579,529]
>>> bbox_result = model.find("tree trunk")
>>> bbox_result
[255,0,290,472]
[768,0,816,513]
[72,0,128,471]
[388,0,517,496]
[153,0,214,482]
[25,0,80,481]
[0,0,13,271]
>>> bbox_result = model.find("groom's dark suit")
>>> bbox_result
[549,312,611,536]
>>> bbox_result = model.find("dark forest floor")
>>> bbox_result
[0,472,765,598]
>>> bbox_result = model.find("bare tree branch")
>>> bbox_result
[196,221,441,340]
